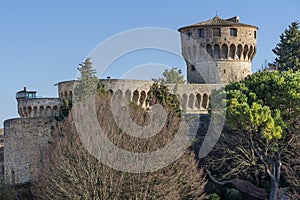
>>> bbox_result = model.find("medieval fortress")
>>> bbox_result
[1,16,258,185]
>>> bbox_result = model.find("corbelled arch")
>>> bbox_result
[27,107,32,117]
[195,93,201,109]
[188,93,195,109]
[214,44,221,59]
[53,106,59,117]
[248,46,254,61]
[202,93,209,109]
[243,45,249,60]
[125,89,131,101]
[206,44,213,58]
[132,90,139,104]
[46,106,52,117]
[140,91,146,107]
[237,44,243,60]
[33,106,38,117]
[229,44,236,60]
[39,106,45,117]
[221,44,228,59]
[181,94,188,110]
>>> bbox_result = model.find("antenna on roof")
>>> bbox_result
[216,10,218,16]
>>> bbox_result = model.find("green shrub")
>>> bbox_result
[0,180,17,200]
[209,193,220,200]
[225,188,242,200]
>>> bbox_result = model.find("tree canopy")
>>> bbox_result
[204,70,300,200]
[153,68,185,84]
[272,21,300,71]
[74,58,101,103]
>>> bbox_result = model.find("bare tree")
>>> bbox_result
[31,89,207,199]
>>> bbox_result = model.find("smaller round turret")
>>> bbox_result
[16,87,62,118]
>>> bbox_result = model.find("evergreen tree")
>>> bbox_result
[272,21,300,71]
[204,71,300,200]
[153,68,186,84]
[74,58,100,103]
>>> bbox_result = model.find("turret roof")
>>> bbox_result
[178,16,258,31]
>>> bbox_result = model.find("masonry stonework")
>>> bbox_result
[178,16,258,84]
[4,118,57,184]
[3,15,257,185]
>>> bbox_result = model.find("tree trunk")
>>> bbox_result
[269,179,279,200]
[269,155,281,200]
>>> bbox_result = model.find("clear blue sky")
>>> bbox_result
[0,0,299,127]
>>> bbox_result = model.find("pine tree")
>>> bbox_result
[272,21,300,71]
[74,58,100,103]
[153,68,186,84]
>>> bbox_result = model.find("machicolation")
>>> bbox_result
[2,15,257,185]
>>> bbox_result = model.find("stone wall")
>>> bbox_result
[180,24,257,84]
[4,118,58,184]
[18,98,62,118]
[57,79,223,114]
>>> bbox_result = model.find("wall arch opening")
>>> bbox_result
[229,44,236,59]
[188,94,195,109]
[237,44,243,60]
[132,90,139,104]
[214,44,221,59]
[206,44,213,58]
[202,94,209,109]
[243,45,249,60]
[221,44,228,59]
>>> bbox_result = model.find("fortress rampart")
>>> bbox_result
[4,118,58,184]
[3,15,257,185]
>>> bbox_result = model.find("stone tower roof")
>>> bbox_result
[178,15,258,31]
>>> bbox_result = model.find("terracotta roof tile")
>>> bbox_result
[179,16,258,31]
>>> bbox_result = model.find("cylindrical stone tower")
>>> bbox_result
[178,16,258,84]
